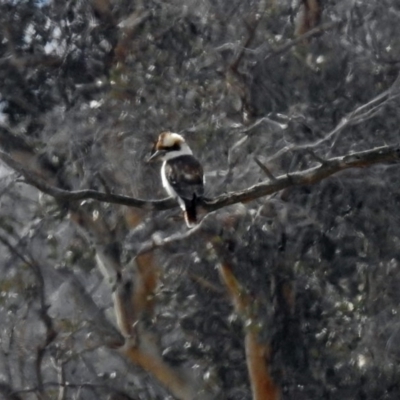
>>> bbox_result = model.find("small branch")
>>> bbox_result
[56,361,66,400]
[112,273,137,339]
[0,54,62,69]
[264,20,341,60]
[254,156,277,181]
[188,273,225,294]
[305,150,326,165]
[230,0,267,73]
[266,80,400,164]
[311,85,400,149]
[136,214,213,256]
[238,116,288,134]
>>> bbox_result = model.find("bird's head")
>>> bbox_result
[147,132,192,162]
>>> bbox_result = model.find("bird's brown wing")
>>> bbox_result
[164,155,204,200]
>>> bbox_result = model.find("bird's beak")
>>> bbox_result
[146,149,165,163]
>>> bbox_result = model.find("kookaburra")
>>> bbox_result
[148,132,205,228]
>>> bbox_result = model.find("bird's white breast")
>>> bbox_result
[161,161,185,210]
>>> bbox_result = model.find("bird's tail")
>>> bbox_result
[183,196,198,228]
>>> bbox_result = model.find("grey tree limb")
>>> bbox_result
[1,145,399,213]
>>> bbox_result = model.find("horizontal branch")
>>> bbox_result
[1,146,399,214]
[202,145,400,211]
[0,150,175,210]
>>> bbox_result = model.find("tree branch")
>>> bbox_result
[135,214,213,256]
[203,145,400,211]
[267,84,400,165]
[230,0,267,73]
[264,20,342,60]
[1,146,400,215]
[254,156,277,181]
[0,150,175,210]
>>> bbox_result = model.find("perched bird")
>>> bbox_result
[148,132,204,228]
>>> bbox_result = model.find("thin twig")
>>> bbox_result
[306,150,326,165]
[264,20,342,60]
[135,212,215,256]
[230,0,268,73]
[267,83,400,164]
[254,156,277,181]
[56,361,66,400]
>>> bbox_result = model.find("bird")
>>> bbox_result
[147,132,205,228]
